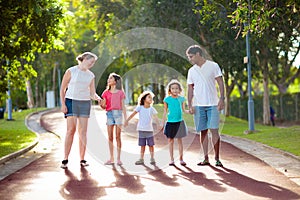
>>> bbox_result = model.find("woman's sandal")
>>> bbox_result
[197,160,210,166]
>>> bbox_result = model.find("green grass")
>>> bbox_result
[153,104,300,157]
[0,108,47,158]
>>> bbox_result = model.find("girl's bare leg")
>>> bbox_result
[107,125,115,162]
[116,125,122,162]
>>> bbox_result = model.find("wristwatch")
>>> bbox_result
[220,96,225,100]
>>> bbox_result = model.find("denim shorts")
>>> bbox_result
[65,98,91,118]
[106,110,123,125]
[193,106,220,132]
[138,131,155,146]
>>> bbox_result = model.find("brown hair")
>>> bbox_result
[76,52,98,63]
[166,79,183,96]
[186,45,204,57]
[138,91,155,105]
[107,72,123,90]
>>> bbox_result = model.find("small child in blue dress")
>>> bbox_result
[162,79,188,166]
[125,91,160,165]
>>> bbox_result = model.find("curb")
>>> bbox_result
[0,112,41,165]
[0,109,58,166]
[221,134,300,162]
[39,108,62,140]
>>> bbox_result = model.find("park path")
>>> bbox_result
[0,107,299,200]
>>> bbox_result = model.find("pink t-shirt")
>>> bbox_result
[101,90,125,111]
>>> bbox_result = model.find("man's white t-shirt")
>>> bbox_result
[134,105,158,131]
[187,60,223,106]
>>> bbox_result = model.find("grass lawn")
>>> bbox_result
[0,108,47,158]
[153,104,300,157]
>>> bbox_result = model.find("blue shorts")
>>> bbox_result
[138,131,155,146]
[65,98,91,118]
[106,110,123,125]
[193,106,220,132]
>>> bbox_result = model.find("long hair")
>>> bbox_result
[107,72,123,90]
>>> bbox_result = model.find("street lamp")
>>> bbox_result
[6,60,13,121]
[245,0,255,132]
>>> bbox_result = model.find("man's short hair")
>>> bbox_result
[186,45,203,56]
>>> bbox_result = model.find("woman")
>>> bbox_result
[60,52,101,169]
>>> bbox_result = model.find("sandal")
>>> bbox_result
[180,160,186,166]
[169,161,175,166]
[105,160,114,165]
[135,159,144,165]
[117,160,123,166]
[61,160,68,169]
[197,160,210,166]
[80,160,89,167]
[215,160,223,167]
[150,158,156,165]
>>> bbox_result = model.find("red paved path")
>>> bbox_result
[0,108,299,200]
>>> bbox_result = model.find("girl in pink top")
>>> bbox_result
[100,73,127,165]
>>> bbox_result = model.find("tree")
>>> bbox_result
[0,0,65,107]
[230,0,300,124]
[194,0,249,116]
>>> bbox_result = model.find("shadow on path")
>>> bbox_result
[210,166,300,200]
[60,167,107,200]
[110,165,145,194]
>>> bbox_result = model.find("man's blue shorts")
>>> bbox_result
[193,106,220,132]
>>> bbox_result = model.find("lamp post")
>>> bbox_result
[246,0,255,131]
[6,60,13,121]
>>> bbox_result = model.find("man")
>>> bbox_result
[186,45,225,167]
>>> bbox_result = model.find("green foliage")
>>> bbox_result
[0,107,47,157]
[0,0,66,99]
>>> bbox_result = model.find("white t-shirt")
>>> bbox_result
[187,60,223,106]
[65,66,95,100]
[134,105,158,131]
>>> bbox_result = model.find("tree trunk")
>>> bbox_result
[52,64,57,106]
[35,78,39,107]
[262,63,270,125]
[26,79,34,108]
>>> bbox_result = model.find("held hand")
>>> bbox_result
[100,99,106,109]
[188,107,194,114]
[124,120,128,127]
